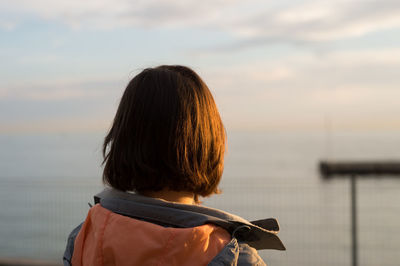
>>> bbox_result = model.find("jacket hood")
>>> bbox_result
[94,188,285,251]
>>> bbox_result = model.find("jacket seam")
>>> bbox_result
[99,210,111,266]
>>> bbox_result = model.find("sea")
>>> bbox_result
[0,130,399,266]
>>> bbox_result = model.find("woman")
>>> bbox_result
[64,65,285,266]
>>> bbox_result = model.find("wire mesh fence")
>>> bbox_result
[0,176,399,266]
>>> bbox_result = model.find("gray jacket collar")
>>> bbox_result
[94,188,285,251]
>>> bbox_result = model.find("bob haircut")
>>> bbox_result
[102,65,226,199]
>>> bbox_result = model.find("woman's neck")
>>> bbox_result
[142,189,195,205]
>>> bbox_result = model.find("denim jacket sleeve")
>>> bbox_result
[208,238,267,266]
[63,223,83,266]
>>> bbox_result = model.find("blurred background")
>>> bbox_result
[1,0,400,265]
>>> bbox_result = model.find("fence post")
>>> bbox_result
[351,175,358,266]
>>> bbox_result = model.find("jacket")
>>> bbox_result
[63,188,285,265]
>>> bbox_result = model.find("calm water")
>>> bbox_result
[0,130,399,266]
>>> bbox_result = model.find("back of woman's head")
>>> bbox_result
[102,65,225,198]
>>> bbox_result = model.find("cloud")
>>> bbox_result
[208,47,400,89]
[1,47,400,132]
[254,0,400,40]
[0,77,123,101]
[1,0,400,132]
[204,46,400,129]
[0,20,17,31]
[0,0,240,29]
[0,115,111,134]
[0,77,123,133]
[211,0,400,51]
[2,0,400,44]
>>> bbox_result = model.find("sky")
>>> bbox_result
[1,0,400,133]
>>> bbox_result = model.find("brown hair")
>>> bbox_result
[102,65,225,199]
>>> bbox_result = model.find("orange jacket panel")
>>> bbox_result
[72,204,231,266]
